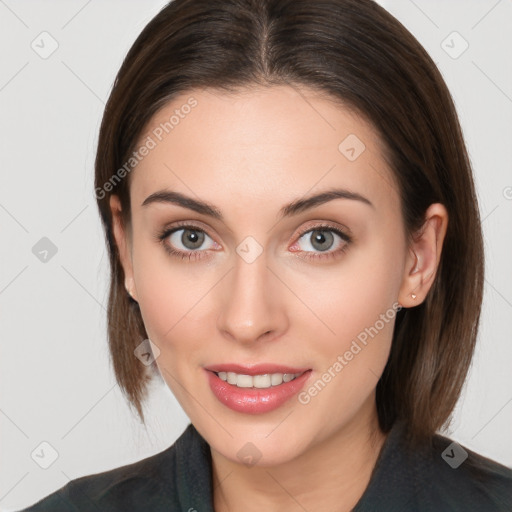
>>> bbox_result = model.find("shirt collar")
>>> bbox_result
[175,419,421,512]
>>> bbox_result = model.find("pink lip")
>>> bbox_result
[205,368,313,414]
[204,363,311,376]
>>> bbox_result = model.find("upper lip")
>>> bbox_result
[204,363,311,376]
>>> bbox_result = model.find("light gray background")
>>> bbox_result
[1,0,511,510]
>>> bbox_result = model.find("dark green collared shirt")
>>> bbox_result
[20,419,512,511]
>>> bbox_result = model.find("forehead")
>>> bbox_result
[129,85,398,214]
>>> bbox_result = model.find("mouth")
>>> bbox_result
[204,365,313,414]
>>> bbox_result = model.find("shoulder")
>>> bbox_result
[17,425,197,512]
[355,420,512,512]
[416,431,512,511]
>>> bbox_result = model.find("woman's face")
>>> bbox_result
[112,85,416,465]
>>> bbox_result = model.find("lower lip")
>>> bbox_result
[205,369,312,414]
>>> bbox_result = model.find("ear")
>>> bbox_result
[398,203,448,308]
[110,194,137,302]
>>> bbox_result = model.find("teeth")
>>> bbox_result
[216,371,303,388]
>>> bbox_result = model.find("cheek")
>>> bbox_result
[132,242,217,361]
[294,233,403,347]
[134,262,213,409]
[292,243,402,422]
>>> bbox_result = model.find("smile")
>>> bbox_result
[205,368,313,414]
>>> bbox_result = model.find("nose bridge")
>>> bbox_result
[217,245,286,343]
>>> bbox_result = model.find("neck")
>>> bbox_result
[211,393,388,512]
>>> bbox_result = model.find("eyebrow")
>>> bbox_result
[141,187,374,220]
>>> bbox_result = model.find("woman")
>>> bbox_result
[21,0,512,510]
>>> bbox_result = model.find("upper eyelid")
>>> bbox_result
[166,221,216,240]
[296,222,351,238]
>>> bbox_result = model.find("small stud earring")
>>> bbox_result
[411,293,417,299]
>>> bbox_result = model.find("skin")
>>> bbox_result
[110,85,448,512]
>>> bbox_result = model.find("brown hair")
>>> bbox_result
[94,0,484,447]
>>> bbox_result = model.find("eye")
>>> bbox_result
[291,224,352,261]
[169,227,214,251]
[156,224,218,261]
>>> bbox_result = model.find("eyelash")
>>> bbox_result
[154,221,352,263]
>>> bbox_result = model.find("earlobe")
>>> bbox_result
[109,195,137,301]
[409,250,420,299]
[398,203,448,308]
[125,277,136,300]
[398,248,423,307]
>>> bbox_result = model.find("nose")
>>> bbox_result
[217,250,288,345]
